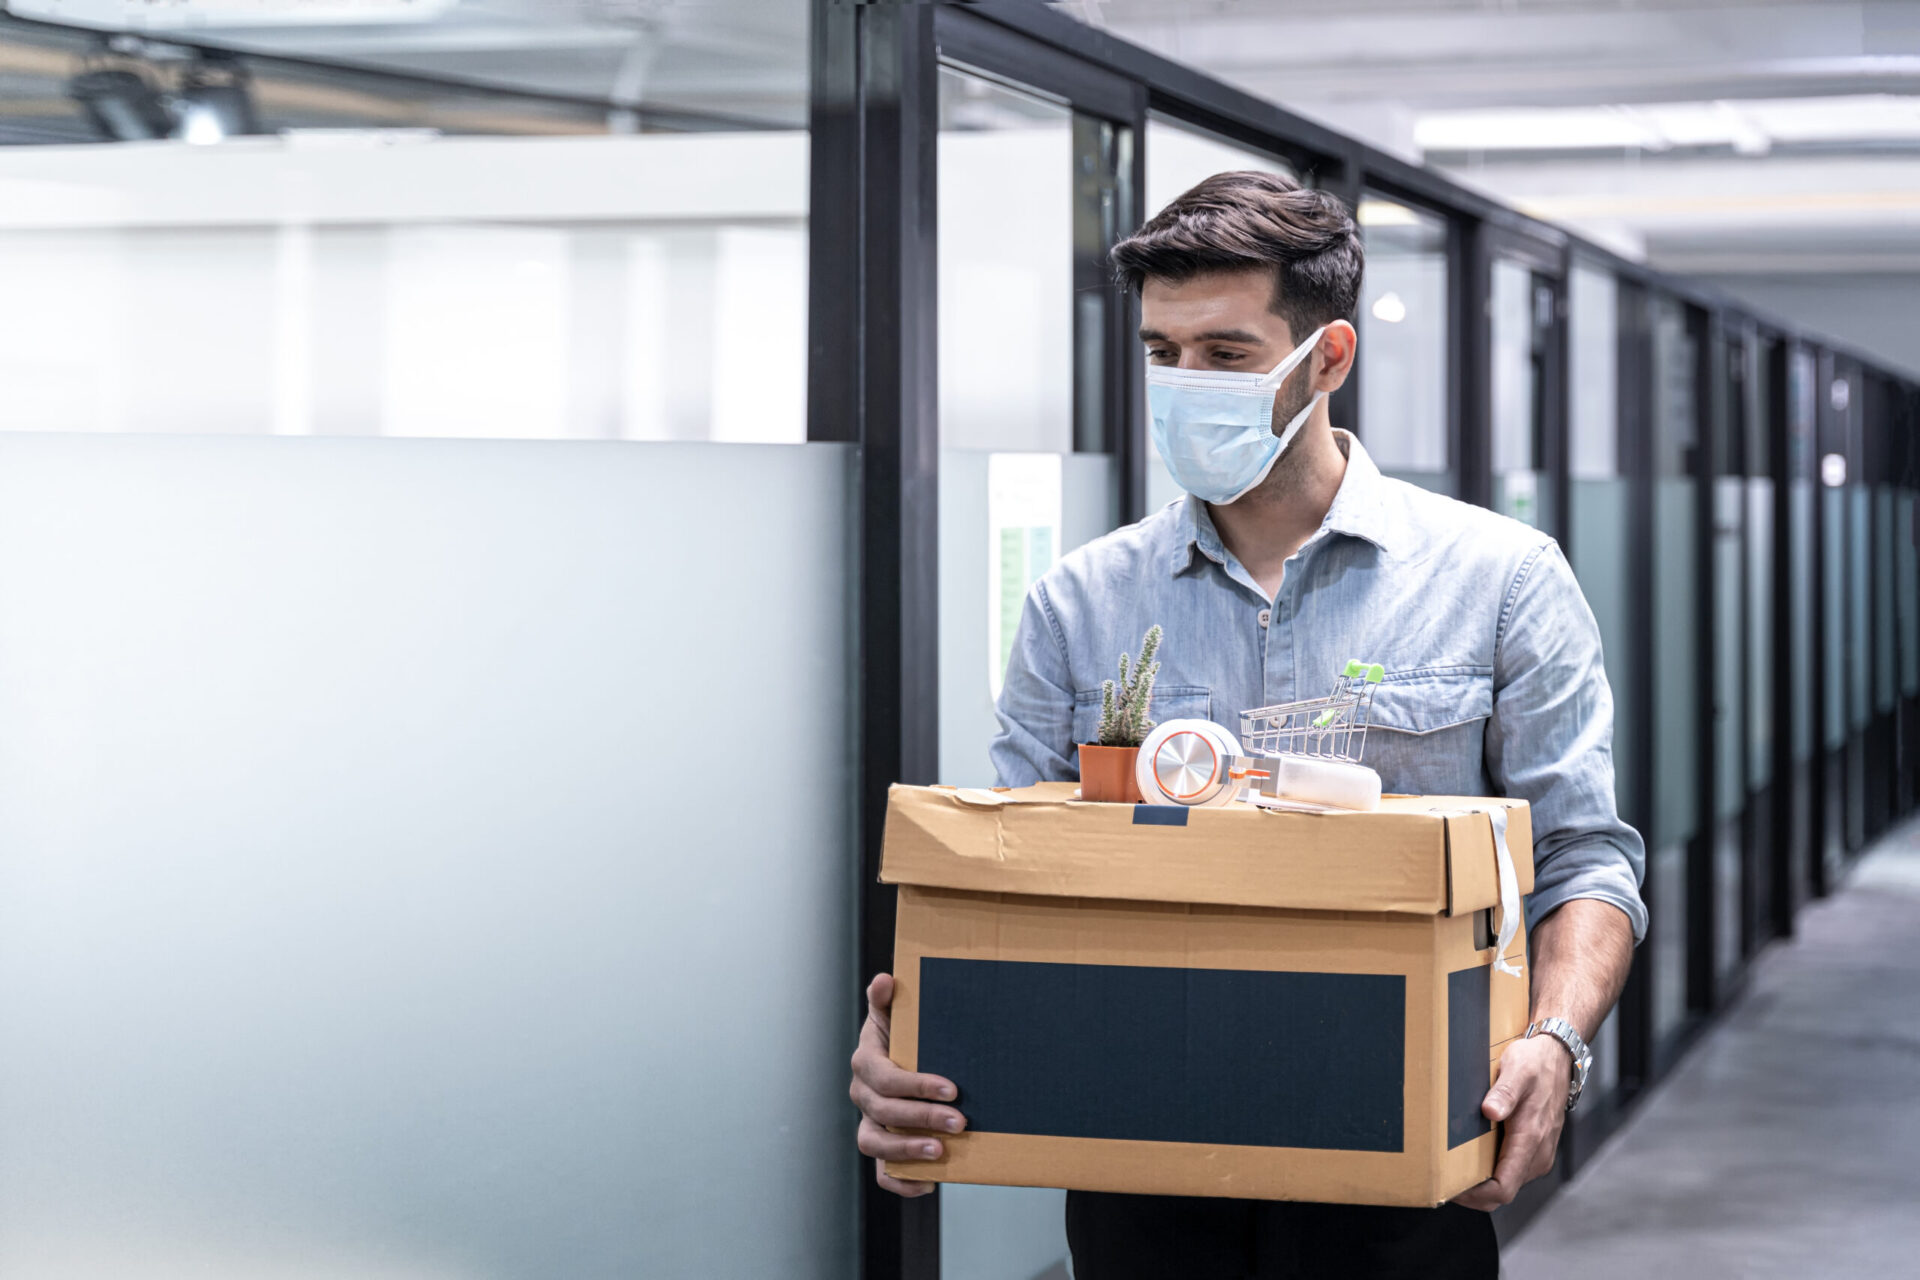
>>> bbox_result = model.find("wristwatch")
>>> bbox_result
[1525,1016,1593,1113]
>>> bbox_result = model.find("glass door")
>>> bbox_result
[927,15,1141,1277]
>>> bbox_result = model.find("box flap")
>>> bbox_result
[880,784,1531,914]
[1431,798,1536,917]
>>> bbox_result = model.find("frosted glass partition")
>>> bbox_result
[1650,295,1698,1046]
[0,436,857,1278]
[0,134,809,442]
[1567,263,1637,833]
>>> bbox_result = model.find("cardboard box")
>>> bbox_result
[879,783,1535,1208]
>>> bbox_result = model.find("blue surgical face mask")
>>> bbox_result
[1146,325,1328,504]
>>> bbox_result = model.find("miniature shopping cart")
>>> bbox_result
[1239,659,1386,764]
[1234,659,1387,811]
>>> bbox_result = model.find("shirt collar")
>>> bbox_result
[1168,430,1404,577]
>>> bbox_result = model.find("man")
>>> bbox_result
[849,171,1646,1278]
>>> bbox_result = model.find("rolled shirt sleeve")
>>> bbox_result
[1486,542,1650,942]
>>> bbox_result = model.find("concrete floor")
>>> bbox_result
[1505,819,1920,1280]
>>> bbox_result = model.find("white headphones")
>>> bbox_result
[1135,717,1385,812]
[1135,718,1248,807]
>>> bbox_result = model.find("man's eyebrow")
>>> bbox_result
[1135,327,1267,344]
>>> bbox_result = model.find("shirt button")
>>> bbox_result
[1257,609,1272,628]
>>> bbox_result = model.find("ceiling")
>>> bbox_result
[3,0,1915,280]
[1070,0,1920,277]
[0,0,808,141]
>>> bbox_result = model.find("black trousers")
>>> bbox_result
[1065,1192,1498,1280]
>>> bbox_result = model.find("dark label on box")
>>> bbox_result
[1447,964,1493,1148]
[917,957,1406,1152]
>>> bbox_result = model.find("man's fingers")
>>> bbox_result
[865,973,895,1042]
[876,1167,937,1198]
[850,1043,958,1104]
[1452,1178,1510,1212]
[856,973,947,1201]
[858,1115,947,1163]
[851,1085,966,1135]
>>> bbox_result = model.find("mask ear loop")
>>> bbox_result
[1258,325,1328,388]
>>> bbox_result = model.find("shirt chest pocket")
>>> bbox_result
[1071,684,1213,747]
[1365,668,1494,738]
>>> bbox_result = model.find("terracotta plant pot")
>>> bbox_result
[1078,743,1144,803]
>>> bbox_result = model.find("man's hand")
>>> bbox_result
[1452,1033,1569,1211]
[850,973,967,1198]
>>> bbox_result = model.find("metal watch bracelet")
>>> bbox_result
[1524,1016,1593,1113]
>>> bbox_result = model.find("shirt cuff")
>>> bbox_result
[1524,880,1649,945]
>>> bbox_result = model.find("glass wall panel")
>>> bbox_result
[1491,259,1553,530]
[1823,493,1848,751]
[1789,350,1818,766]
[1566,260,1626,1102]
[1711,335,1746,985]
[1567,263,1638,830]
[1358,196,1452,493]
[937,68,1121,1280]
[1850,487,1872,732]
[1877,487,1899,715]
[1141,116,1295,513]
[1747,340,1775,793]
[0,14,809,444]
[0,435,858,1277]
[1650,294,1698,1047]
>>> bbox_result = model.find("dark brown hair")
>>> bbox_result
[1110,170,1364,341]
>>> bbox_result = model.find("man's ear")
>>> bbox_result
[1312,320,1358,394]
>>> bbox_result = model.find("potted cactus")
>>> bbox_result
[1078,624,1162,803]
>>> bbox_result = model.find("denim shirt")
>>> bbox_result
[991,432,1648,941]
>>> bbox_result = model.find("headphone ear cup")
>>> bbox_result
[1136,719,1243,806]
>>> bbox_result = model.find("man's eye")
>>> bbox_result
[1211,350,1247,364]
[1146,349,1177,363]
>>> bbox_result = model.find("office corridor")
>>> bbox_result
[1507,819,1920,1279]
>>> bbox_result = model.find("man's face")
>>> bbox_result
[1139,268,1315,432]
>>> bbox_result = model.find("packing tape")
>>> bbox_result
[1429,803,1526,983]
[1487,805,1524,980]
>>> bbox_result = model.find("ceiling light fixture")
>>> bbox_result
[1370,292,1408,324]
[172,54,260,145]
